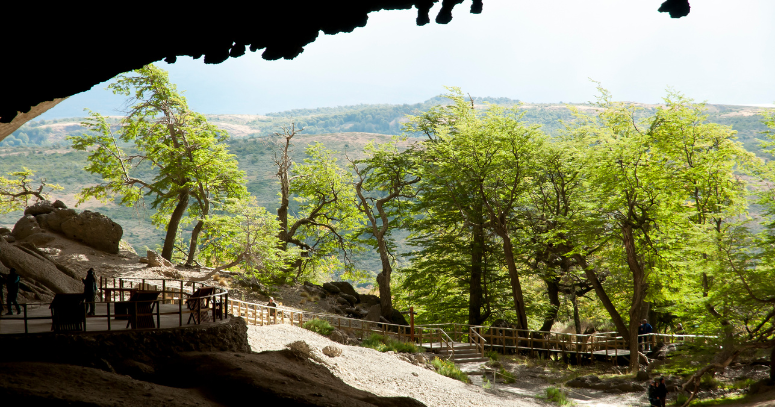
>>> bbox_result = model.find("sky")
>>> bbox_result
[40,0,775,119]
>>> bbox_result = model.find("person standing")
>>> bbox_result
[657,377,668,407]
[82,268,97,316]
[6,268,21,315]
[638,319,653,351]
[268,297,277,318]
[647,379,660,406]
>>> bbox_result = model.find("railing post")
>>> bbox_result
[156,300,161,328]
[179,288,183,327]
[107,302,111,331]
[24,304,28,334]
[162,280,166,304]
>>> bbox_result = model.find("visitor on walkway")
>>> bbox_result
[268,297,277,318]
[648,379,660,406]
[83,268,97,316]
[6,268,21,315]
[638,319,653,351]
[657,377,668,407]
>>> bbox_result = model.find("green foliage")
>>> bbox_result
[430,357,470,383]
[360,334,422,353]
[538,387,574,406]
[481,376,492,389]
[498,367,516,384]
[485,350,499,361]
[0,168,62,214]
[302,318,334,336]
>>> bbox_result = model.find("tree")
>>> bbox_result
[352,140,420,320]
[70,64,247,262]
[271,123,364,281]
[0,168,61,214]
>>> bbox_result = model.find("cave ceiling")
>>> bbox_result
[0,0,689,139]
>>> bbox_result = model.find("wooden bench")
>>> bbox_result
[50,293,86,332]
[186,287,220,324]
[125,291,160,329]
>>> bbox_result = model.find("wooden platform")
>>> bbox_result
[0,303,200,335]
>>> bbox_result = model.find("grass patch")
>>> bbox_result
[682,393,747,406]
[430,357,471,383]
[498,367,516,384]
[537,387,574,406]
[360,334,422,353]
[485,350,500,361]
[700,374,722,390]
[302,318,334,336]
[482,376,492,389]
[726,378,756,390]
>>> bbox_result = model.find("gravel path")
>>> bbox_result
[247,324,544,407]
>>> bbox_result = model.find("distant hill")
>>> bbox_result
[1,96,772,273]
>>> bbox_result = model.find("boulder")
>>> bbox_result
[322,345,343,357]
[52,200,68,209]
[636,370,651,381]
[322,282,341,295]
[335,296,350,306]
[23,232,55,247]
[0,237,81,294]
[24,200,56,216]
[360,294,381,306]
[339,293,357,306]
[3,235,15,243]
[37,208,77,232]
[391,309,409,326]
[12,215,43,240]
[61,210,123,254]
[0,227,11,235]
[329,281,360,302]
[365,304,381,322]
[146,250,173,268]
[329,330,348,345]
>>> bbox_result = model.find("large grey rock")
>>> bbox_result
[60,210,122,254]
[330,281,360,302]
[23,232,55,247]
[37,208,77,232]
[0,237,81,294]
[339,293,357,306]
[391,309,409,326]
[52,200,68,209]
[360,294,381,306]
[12,215,44,240]
[365,304,381,322]
[322,282,341,295]
[146,250,173,268]
[329,330,348,345]
[0,227,11,235]
[24,200,56,216]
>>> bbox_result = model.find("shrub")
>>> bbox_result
[498,367,516,384]
[485,350,499,361]
[430,357,470,383]
[360,333,422,353]
[482,376,492,389]
[539,387,574,406]
[302,318,334,336]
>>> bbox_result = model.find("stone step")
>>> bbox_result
[451,357,489,364]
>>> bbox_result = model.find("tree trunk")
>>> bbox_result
[161,189,189,261]
[623,223,647,374]
[574,254,631,340]
[539,277,560,332]
[501,232,529,331]
[376,237,393,320]
[770,346,775,382]
[572,293,582,335]
[468,221,486,326]
[185,219,204,266]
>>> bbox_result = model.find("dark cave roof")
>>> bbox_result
[0,0,689,124]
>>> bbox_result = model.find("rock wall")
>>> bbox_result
[0,316,250,371]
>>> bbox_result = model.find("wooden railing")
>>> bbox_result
[0,278,229,334]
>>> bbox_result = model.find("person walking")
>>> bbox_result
[82,268,97,316]
[648,379,660,406]
[657,377,668,407]
[638,319,653,351]
[6,268,21,315]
